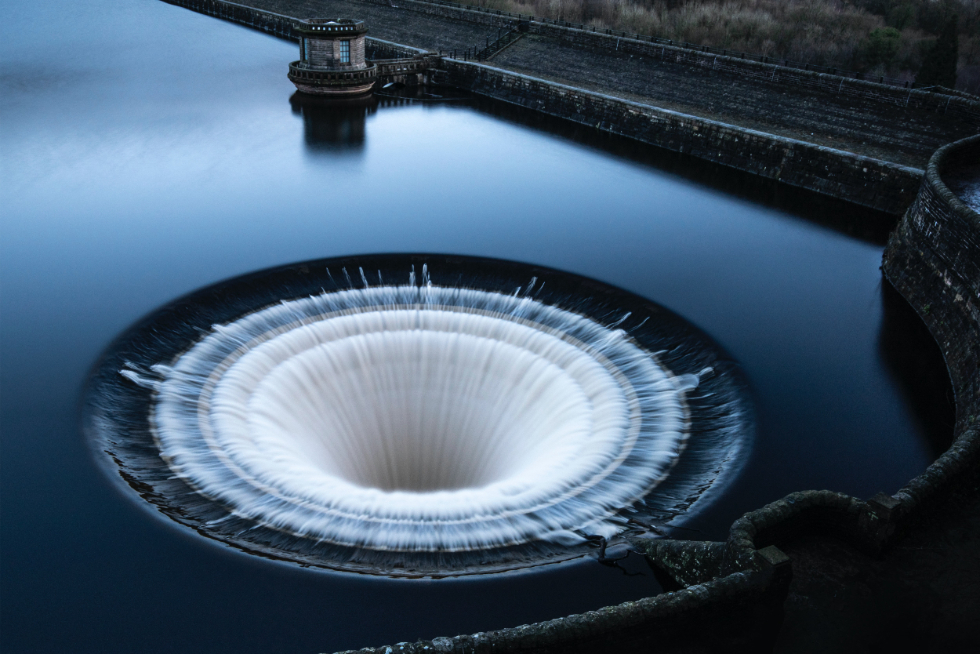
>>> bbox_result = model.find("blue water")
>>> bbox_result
[0,1,951,652]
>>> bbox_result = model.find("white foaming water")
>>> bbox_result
[149,279,693,553]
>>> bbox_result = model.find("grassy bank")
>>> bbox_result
[458,0,979,94]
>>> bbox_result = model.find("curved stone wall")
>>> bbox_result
[889,134,980,308]
[882,135,980,519]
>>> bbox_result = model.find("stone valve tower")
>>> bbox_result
[288,19,377,96]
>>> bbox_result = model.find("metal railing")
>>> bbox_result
[475,27,522,61]
[435,25,522,62]
[374,58,430,75]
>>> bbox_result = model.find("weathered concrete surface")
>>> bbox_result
[239,0,977,171]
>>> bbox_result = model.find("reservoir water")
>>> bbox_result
[0,0,953,652]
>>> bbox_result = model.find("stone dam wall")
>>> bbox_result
[438,60,921,214]
[883,135,980,517]
[163,0,934,215]
[165,0,980,131]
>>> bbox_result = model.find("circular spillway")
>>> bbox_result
[87,255,753,576]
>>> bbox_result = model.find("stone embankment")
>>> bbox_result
[164,0,979,215]
[884,135,980,474]
[439,60,919,215]
[251,0,980,165]
[488,34,967,168]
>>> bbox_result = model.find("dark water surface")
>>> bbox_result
[0,1,953,653]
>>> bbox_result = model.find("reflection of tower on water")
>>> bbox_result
[289,92,376,153]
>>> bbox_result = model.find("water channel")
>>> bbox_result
[0,1,954,652]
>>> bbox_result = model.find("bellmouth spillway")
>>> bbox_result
[86,254,753,576]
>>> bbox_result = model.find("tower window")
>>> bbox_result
[339,40,350,63]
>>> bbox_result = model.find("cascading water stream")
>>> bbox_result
[88,255,753,576]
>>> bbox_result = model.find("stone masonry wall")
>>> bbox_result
[440,60,922,214]
[879,135,980,555]
[306,35,368,68]
[306,36,367,68]
[306,38,334,66]
[367,39,429,59]
[908,138,980,293]
[884,136,980,428]
[489,35,967,169]
[165,0,966,214]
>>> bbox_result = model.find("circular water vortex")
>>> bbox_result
[86,254,753,576]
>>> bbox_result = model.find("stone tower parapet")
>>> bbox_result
[289,19,376,96]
